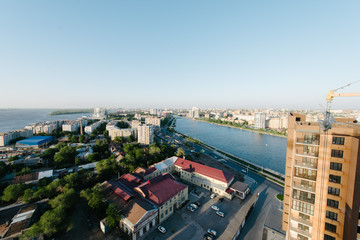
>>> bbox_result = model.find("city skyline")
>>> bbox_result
[1,1,360,109]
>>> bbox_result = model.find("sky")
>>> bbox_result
[1,1,360,110]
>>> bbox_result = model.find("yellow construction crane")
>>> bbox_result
[319,80,360,131]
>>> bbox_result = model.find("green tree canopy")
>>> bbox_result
[106,204,121,229]
[54,146,77,167]
[1,183,26,202]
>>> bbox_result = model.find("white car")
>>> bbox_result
[187,205,195,212]
[190,203,198,209]
[158,226,166,234]
[207,229,217,237]
[211,205,219,211]
[216,211,225,217]
[210,193,216,199]
[241,169,247,174]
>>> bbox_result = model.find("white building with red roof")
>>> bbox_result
[174,157,235,198]
[134,173,188,223]
[138,156,236,199]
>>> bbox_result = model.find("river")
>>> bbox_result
[0,109,89,133]
[175,117,287,174]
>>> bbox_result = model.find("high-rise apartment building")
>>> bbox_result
[137,124,154,145]
[283,113,360,240]
[254,112,266,129]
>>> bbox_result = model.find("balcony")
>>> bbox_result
[290,226,312,238]
[293,182,316,193]
[295,150,319,158]
[296,138,320,146]
[290,216,312,227]
[294,160,318,170]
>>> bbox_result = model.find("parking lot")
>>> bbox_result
[146,186,256,240]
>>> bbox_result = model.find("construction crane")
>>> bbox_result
[318,80,360,131]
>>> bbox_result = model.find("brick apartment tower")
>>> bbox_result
[282,113,360,240]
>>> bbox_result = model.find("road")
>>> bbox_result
[156,118,285,239]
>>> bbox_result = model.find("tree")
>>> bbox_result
[15,167,31,176]
[106,204,121,228]
[176,148,185,157]
[128,135,134,142]
[1,183,26,202]
[49,188,78,209]
[8,155,19,162]
[96,157,118,179]
[0,161,8,178]
[80,184,106,217]
[88,153,100,162]
[42,148,57,162]
[23,188,36,203]
[54,146,77,167]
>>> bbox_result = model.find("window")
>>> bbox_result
[161,213,163,219]
[326,210,338,221]
[331,150,344,158]
[330,162,342,171]
[328,187,340,196]
[294,167,317,181]
[327,199,339,209]
[329,175,341,184]
[325,222,337,233]
[292,199,314,215]
[324,234,336,240]
[298,223,309,232]
[165,210,168,215]
[332,137,345,145]
[297,235,308,240]
[293,189,315,204]
[299,213,310,221]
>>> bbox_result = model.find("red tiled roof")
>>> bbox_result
[108,180,134,202]
[118,174,142,189]
[175,158,234,184]
[135,173,187,206]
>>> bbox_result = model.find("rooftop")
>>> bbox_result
[16,136,53,146]
[135,173,187,206]
[175,158,234,184]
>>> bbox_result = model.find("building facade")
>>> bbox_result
[137,125,154,145]
[282,113,360,240]
[145,117,161,127]
[254,112,266,129]
[0,129,33,147]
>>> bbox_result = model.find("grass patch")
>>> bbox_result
[276,194,284,201]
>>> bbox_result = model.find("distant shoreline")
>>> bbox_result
[191,118,288,139]
[48,109,92,116]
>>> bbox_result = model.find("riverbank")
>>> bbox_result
[173,129,285,186]
[194,118,287,138]
[49,109,92,116]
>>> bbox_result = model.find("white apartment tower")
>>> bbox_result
[254,112,266,129]
[137,124,154,145]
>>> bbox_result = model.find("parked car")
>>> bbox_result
[216,211,225,217]
[194,201,201,206]
[203,233,214,240]
[158,226,166,234]
[207,229,217,237]
[211,205,219,211]
[190,203,198,209]
[210,193,216,199]
[187,205,195,212]
[241,169,247,174]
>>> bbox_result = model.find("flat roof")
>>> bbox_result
[17,136,53,146]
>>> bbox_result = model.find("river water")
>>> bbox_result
[0,109,89,133]
[175,117,287,174]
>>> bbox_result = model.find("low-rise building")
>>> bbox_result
[15,136,53,148]
[134,173,188,223]
[103,174,158,240]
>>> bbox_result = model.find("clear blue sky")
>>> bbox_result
[1,1,360,109]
